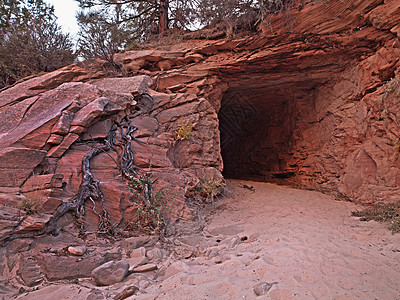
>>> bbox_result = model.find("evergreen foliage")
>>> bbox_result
[0,0,75,88]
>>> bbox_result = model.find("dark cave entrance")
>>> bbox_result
[218,82,314,182]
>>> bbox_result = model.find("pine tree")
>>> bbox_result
[0,0,75,88]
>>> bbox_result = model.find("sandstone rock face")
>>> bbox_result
[117,0,400,204]
[0,70,223,235]
[38,251,122,280]
[0,0,399,252]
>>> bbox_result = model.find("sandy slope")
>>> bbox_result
[16,180,400,299]
[143,180,400,299]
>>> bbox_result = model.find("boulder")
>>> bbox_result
[91,260,129,286]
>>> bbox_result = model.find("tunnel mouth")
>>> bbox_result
[218,80,320,184]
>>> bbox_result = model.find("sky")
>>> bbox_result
[46,0,80,39]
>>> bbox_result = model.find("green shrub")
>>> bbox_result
[127,169,170,234]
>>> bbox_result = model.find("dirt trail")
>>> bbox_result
[15,180,400,299]
[144,180,400,299]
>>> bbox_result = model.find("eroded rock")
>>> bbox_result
[38,251,121,280]
[17,257,43,287]
[91,260,129,286]
[127,256,149,270]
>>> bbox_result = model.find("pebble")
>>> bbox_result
[206,248,219,259]
[68,245,87,256]
[130,247,146,258]
[139,279,151,289]
[253,282,274,296]
[229,236,240,248]
[146,248,167,262]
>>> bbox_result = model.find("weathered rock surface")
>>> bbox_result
[91,260,129,286]
[17,257,43,287]
[113,285,138,300]
[38,251,122,280]
[0,70,222,236]
[126,256,149,270]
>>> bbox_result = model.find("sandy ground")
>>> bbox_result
[15,180,400,299]
[143,180,400,299]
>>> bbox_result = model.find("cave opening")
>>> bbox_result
[218,81,317,183]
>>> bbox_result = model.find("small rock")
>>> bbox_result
[146,248,167,262]
[113,285,138,300]
[86,289,105,300]
[228,236,240,248]
[214,254,230,264]
[247,233,260,243]
[133,263,157,273]
[68,245,87,256]
[126,256,149,270]
[120,236,158,250]
[253,282,274,296]
[206,248,219,259]
[163,261,189,279]
[220,236,240,248]
[91,260,129,286]
[139,279,151,289]
[130,247,146,258]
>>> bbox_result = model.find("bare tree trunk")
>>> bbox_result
[159,0,169,35]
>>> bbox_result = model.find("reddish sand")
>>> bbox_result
[143,180,400,299]
[16,180,400,299]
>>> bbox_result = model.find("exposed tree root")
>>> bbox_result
[0,127,117,246]
[0,93,167,246]
[118,123,168,234]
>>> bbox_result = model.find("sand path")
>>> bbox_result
[14,180,400,299]
[143,180,400,299]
